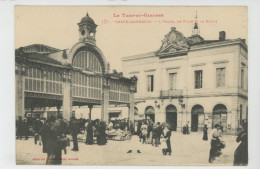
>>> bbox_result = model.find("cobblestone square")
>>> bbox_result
[16,132,239,166]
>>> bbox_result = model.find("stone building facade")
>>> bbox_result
[15,13,137,122]
[122,26,248,135]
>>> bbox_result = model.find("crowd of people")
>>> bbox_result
[16,115,248,166]
[128,119,172,155]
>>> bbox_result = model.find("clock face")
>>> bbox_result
[81,30,85,35]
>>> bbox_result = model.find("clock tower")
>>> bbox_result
[78,13,97,44]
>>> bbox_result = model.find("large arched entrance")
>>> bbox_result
[191,105,204,132]
[213,104,227,132]
[166,105,177,131]
[145,106,155,122]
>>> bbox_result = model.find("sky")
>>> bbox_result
[15,6,247,72]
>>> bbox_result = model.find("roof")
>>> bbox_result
[121,51,156,61]
[23,52,63,65]
[21,44,60,54]
[191,38,247,46]
[122,38,247,61]
[79,13,96,25]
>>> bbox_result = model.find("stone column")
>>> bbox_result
[101,76,109,123]
[62,71,72,121]
[88,104,93,120]
[15,64,25,120]
[128,92,135,124]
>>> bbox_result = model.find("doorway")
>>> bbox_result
[191,114,198,131]
[191,104,204,132]
[166,105,177,131]
[213,104,227,132]
[145,106,155,122]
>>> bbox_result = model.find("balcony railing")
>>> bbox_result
[160,89,183,99]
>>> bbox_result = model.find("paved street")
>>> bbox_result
[16,132,239,166]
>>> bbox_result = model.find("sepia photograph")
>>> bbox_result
[14,6,248,166]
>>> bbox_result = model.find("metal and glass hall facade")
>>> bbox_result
[15,13,137,122]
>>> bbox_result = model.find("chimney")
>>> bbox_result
[219,31,226,40]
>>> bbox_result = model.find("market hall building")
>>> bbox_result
[15,13,137,122]
[122,23,248,134]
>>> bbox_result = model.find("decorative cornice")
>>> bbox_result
[213,60,229,64]
[25,92,63,100]
[129,71,140,74]
[191,63,206,67]
[144,69,156,72]
[166,66,180,70]
[72,97,101,104]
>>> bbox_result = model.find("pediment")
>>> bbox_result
[156,27,190,55]
[157,44,185,55]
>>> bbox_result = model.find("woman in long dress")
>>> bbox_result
[233,121,248,166]
[208,124,222,163]
[141,122,148,144]
[97,121,107,145]
[86,120,94,145]
[203,124,208,141]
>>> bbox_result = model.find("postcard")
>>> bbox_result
[15,6,248,166]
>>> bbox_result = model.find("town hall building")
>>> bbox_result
[122,22,248,134]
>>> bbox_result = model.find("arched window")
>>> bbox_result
[191,104,204,114]
[166,104,177,112]
[145,106,155,122]
[145,106,155,115]
[213,104,227,114]
[72,51,102,73]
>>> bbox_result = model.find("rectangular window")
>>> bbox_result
[29,68,32,77]
[46,82,49,93]
[33,80,36,91]
[37,69,41,79]
[147,75,154,92]
[241,69,244,89]
[29,79,32,91]
[33,68,36,78]
[25,79,29,90]
[194,70,203,89]
[169,73,177,90]
[36,80,40,91]
[216,68,225,87]
[41,81,44,92]
[49,83,53,93]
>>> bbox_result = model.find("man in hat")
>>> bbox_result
[162,124,172,155]
[33,117,44,144]
[69,117,80,151]
[39,115,63,165]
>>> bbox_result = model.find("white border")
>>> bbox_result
[0,0,259,169]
